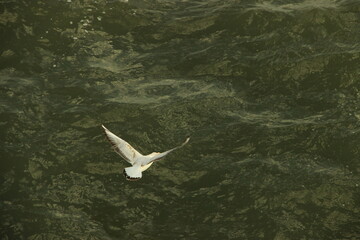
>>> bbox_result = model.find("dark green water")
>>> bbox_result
[1,0,360,239]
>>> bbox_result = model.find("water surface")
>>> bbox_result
[1,0,360,239]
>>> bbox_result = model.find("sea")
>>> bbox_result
[0,0,359,239]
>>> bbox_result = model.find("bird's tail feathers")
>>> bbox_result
[123,166,142,181]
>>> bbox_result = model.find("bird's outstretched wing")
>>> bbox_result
[102,125,143,165]
[143,137,190,165]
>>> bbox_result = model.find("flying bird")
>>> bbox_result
[102,125,190,181]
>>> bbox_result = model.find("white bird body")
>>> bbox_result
[102,125,190,181]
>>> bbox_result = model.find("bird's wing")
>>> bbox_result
[143,137,190,165]
[102,125,143,165]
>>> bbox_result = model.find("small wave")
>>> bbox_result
[251,0,341,13]
[102,78,235,105]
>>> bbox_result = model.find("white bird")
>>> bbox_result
[102,125,190,181]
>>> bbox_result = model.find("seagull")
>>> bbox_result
[102,125,190,181]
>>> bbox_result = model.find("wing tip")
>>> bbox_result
[101,124,116,146]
